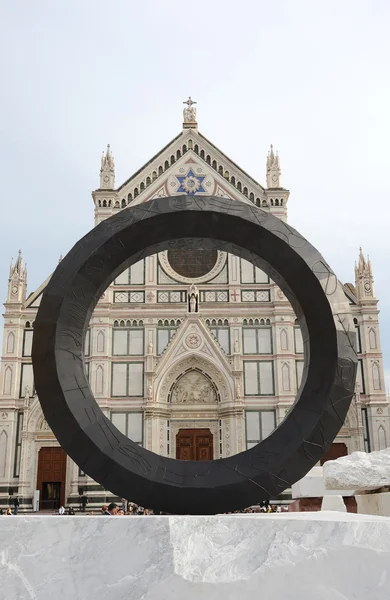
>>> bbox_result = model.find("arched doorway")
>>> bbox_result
[167,368,220,459]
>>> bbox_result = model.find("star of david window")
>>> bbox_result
[176,169,206,195]
[167,248,218,279]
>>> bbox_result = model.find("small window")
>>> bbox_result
[246,410,276,448]
[243,327,272,354]
[111,363,144,397]
[294,326,304,354]
[111,412,143,445]
[243,361,274,395]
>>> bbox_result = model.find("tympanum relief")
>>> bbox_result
[172,370,217,404]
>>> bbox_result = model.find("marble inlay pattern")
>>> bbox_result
[1,514,390,599]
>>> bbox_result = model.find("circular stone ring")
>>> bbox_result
[33,196,357,514]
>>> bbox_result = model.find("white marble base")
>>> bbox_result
[356,491,390,517]
[1,513,390,599]
[321,494,347,511]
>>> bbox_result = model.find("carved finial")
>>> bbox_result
[100,143,115,189]
[183,97,198,128]
[266,145,281,188]
[355,247,375,299]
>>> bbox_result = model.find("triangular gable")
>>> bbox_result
[116,132,182,192]
[154,316,233,379]
[343,283,358,306]
[24,274,52,308]
[115,128,267,207]
[127,151,252,207]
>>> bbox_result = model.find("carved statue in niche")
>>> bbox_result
[148,340,153,354]
[188,283,199,313]
[172,370,217,403]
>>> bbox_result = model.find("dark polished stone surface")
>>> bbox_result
[32,196,357,514]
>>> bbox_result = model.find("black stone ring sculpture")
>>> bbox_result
[33,196,357,515]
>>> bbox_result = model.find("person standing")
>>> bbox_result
[80,493,88,513]
[13,496,20,515]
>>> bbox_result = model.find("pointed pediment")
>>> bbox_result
[24,274,52,308]
[114,129,267,208]
[155,317,232,378]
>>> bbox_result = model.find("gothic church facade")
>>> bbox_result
[0,100,388,510]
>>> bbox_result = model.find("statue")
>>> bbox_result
[148,385,152,400]
[235,380,241,399]
[188,283,199,313]
[24,385,30,399]
[148,340,153,354]
[183,97,197,123]
[234,339,239,353]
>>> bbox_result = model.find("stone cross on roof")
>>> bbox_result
[183,97,197,126]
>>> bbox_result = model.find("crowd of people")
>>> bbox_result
[1,494,289,515]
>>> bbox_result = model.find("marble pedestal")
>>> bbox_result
[356,491,390,516]
[1,513,390,599]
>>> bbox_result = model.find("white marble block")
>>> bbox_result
[292,466,353,498]
[321,495,347,512]
[1,514,390,599]
[355,491,390,517]
[324,447,390,491]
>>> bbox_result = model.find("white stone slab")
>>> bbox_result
[356,491,390,517]
[324,447,390,491]
[321,495,346,512]
[292,466,353,498]
[1,514,390,599]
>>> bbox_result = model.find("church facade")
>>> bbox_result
[0,100,388,511]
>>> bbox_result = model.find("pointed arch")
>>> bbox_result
[378,425,387,450]
[0,430,8,478]
[3,367,12,395]
[6,332,15,354]
[372,362,381,390]
[282,363,290,391]
[156,351,233,406]
[369,328,377,349]
[96,365,104,395]
[97,331,105,353]
[280,329,288,351]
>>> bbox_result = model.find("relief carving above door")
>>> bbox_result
[171,370,217,404]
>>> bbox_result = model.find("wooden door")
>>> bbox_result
[176,429,213,461]
[320,442,348,465]
[36,447,67,510]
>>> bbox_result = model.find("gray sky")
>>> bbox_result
[1,0,389,388]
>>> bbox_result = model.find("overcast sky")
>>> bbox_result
[1,0,389,389]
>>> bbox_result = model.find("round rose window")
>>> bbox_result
[167,248,218,279]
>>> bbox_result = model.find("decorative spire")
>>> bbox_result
[183,97,198,129]
[10,250,24,276]
[355,247,375,299]
[7,250,27,303]
[266,144,281,188]
[100,143,115,189]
